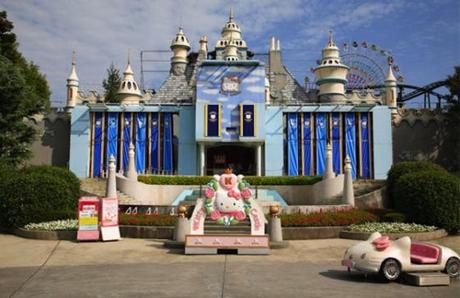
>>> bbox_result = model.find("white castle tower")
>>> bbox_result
[170,27,191,75]
[385,64,398,109]
[215,8,248,60]
[117,51,142,104]
[314,31,350,103]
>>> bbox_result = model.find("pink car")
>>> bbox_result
[342,232,460,281]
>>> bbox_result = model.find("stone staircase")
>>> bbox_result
[204,220,252,235]
[80,178,136,204]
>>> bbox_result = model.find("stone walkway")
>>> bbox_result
[0,234,458,297]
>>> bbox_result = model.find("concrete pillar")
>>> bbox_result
[256,145,262,176]
[343,156,355,206]
[174,205,189,242]
[323,143,335,180]
[199,143,205,176]
[268,206,283,242]
[126,142,137,181]
[106,155,117,198]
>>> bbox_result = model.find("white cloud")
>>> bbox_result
[246,85,265,93]
[242,76,261,83]
[202,88,220,95]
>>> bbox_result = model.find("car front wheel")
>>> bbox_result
[380,258,401,281]
[444,257,460,277]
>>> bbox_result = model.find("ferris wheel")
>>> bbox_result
[339,41,404,90]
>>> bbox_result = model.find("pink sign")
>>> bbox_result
[77,196,100,241]
[101,198,119,227]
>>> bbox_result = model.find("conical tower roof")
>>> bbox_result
[67,51,79,87]
[117,51,142,98]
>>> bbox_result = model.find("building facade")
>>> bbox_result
[67,11,394,179]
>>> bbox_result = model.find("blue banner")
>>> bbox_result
[241,105,255,137]
[302,113,311,176]
[316,113,327,175]
[345,113,357,179]
[360,113,370,178]
[136,112,146,173]
[122,113,131,172]
[332,113,341,174]
[106,113,118,172]
[163,113,173,174]
[287,113,298,176]
[206,104,220,137]
[93,112,103,177]
[150,113,159,172]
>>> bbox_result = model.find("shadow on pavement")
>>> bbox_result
[320,269,389,284]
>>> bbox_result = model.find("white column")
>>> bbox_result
[199,143,205,176]
[343,156,355,206]
[323,143,335,180]
[126,142,137,181]
[106,155,117,198]
[256,145,262,176]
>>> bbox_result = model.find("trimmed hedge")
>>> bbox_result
[138,175,322,186]
[280,209,378,227]
[387,161,447,207]
[394,170,460,232]
[0,166,80,228]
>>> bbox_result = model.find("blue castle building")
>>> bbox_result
[67,11,394,179]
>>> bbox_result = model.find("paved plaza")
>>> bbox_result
[0,234,459,298]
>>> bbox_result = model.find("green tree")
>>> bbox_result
[446,66,459,102]
[0,11,50,166]
[102,63,121,103]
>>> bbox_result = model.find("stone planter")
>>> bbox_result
[282,226,344,240]
[13,228,76,241]
[339,229,448,241]
[119,225,174,239]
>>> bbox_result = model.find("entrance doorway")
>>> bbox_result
[206,145,256,175]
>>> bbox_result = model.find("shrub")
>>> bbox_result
[119,214,177,226]
[138,175,321,186]
[383,212,406,223]
[394,170,460,232]
[23,165,80,198]
[279,209,378,227]
[24,219,78,231]
[387,161,447,207]
[0,170,79,227]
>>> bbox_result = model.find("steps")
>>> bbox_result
[80,178,136,204]
[204,220,252,235]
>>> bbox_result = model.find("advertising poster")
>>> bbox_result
[101,198,120,241]
[77,197,100,241]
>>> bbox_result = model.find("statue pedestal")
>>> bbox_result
[185,234,269,255]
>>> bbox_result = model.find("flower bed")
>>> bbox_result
[24,219,78,231]
[119,214,176,226]
[280,209,378,227]
[345,222,438,233]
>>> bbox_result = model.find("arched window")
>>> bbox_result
[128,82,132,89]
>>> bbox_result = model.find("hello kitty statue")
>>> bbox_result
[204,168,253,226]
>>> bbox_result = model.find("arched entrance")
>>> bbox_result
[206,145,256,175]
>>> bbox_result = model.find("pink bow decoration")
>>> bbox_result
[227,189,242,200]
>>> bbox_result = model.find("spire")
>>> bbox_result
[124,49,134,78]
[229,7,234,21]
[67,50,79,85]
[327,30,336,47]
[385,65,396,82]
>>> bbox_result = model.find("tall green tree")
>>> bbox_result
[0,11,50,166]
[446,66,459,102]
[102,63,121,103]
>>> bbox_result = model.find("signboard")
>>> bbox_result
[100,198,120,241]
[221,76,240,95]
[77,197,100,241]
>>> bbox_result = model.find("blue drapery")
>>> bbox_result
[316,113,327,175]
[122,113,131,172]
[93,112,103,177]
[163,113,173,174]
[287,113,298,176]
[332,113,341,174]
[206,104,220,137]
[135,112,146,173]
[150,113,159,172]
[106,113,118,172]
[360,113,370,178]
[302,113,311,176]
[345,113,357,179]
[241,105,255,137]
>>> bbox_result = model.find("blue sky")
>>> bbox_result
[1,0,459,107]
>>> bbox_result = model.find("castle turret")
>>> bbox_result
[117,51,142,104]
[385,64,398,109]
[215,9,248,60]
[314,31,349,103]
[198,36,208,60]
[170,27,190,75]
[66,51,79,110]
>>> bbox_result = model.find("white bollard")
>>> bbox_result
[323,143,335,180]
[174,205,190,242]
[126,142,137,181]
[268,206,283,242]
[106,155,117,198]
[343,156,355,206]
